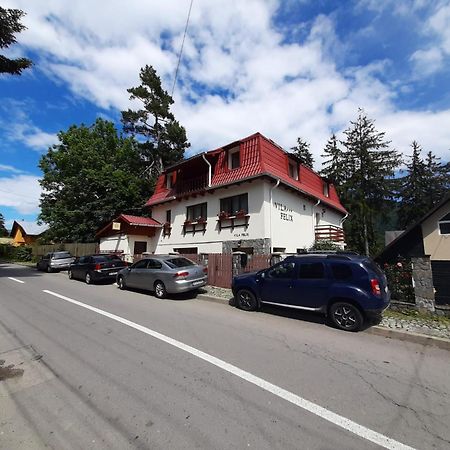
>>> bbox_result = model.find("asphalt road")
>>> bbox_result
[0,263,449,450]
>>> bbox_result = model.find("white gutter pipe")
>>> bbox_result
[269,179,280,253]
[202,153,212,187]
[312,199,321,241]
[340,212,349,226]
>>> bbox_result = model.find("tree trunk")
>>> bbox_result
[363,218,370,257]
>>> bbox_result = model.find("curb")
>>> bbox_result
[197,293,450,350]
[364,326,450,351]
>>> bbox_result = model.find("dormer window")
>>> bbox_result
[288,160,298,180]
[439,213,450,235]
[228,147,240,170]
[166,172,174,189]
[323,182,329,197]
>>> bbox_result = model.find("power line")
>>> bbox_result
[171,0,194,97]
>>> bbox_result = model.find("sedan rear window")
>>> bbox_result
[53,252,72,259]
[92,255,122,263]
[165,257,195,268]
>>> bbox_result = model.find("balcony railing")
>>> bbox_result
[315,225,345,243]
[175,174,208,196]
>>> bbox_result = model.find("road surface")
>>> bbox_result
[0,262,449,449]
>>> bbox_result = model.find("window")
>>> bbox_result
[288,160,298,180]
[133,241,147,255]
[166,172,174,189]
[228,147,240,169]
[439,213,450,235]
[232,247,254,255]
[166,210,171,223]
[299,262,325,279]
[220,193,248,216]
[133,259,148,269]
[331,263,352,280]
[174,247,198,254]
[323,182,329,197]
[165,257,195,268]
[93,255,122,262]
[267,261,296,279]
[272,247,286,253]
[186,202,207,221]
[147,259,163,269]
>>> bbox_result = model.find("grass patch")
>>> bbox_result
[384,309,450,326]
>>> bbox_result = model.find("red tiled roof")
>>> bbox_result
[146,132,347,214]
[119,214,162,227]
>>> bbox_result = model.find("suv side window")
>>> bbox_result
[267,261,296,279]
[298,262,325,279]
[331,263,352,280]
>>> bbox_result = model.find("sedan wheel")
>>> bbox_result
[330,302,363,332]
[68,270,73,280]
[154,281,167,299]
[46,265,52,273]
[85,272,93,284]
[236,289,258,311]
[117,276,126,290]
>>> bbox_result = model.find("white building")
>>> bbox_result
[98,133,347,257]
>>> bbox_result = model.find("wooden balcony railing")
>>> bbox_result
[315,225,345,243]
[175,174,208,195]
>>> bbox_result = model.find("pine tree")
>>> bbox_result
[0,7,32,75]
[397,141,428,228]
[424,151,449,206]
[121,65,189,180]
[290,137,314,169]
[0,212,8,236]
[320,134,345,185]
[339,110,400,256]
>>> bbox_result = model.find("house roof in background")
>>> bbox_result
[10,220,48,237]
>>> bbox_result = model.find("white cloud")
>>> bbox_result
[0,175,41,214]
[0,164,27,174]
[410,47,444,76]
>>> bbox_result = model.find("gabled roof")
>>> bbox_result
[96,214,162,238]
[146,132,346,214]
[10,220,48,237]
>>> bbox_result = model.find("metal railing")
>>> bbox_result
[175,174,208,195]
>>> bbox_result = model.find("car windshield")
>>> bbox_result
[92,255,122,263]
[53,252,72,259]
[165,257,195,268]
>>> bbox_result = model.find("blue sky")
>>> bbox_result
[1,0,450,229]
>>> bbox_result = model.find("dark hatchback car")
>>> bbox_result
[37,251,74,272]
[117,255,207,298]
[68,254,127,284]
[232,253,390,331]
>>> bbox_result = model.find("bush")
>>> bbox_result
[309,240,340,251]
[13,246,33,261]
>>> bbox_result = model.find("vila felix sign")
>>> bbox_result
[274,202,293,222]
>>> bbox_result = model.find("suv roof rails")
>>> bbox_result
[326,254,352,260]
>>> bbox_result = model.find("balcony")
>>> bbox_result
[315,225,345,243]
[175,174,208,196]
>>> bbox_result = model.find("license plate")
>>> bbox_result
[193,280,204,286]
[109,271,118,276]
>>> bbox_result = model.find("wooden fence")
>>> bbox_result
[32,243,98,258]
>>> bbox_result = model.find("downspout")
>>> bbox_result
[312,199,321,244]
[202,153,212,187]
[269,179,280,253]
[339,213,349,248]
[340,213,349,226]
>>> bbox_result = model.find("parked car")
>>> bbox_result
[231,253,390,331]
[116,255,208,298]
[37,251,75,272]
[68,254,127,284]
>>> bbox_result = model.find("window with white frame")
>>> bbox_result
[186,202,207,222]
[228,146,240,169]
[439,213,450,235]
[220,193,248,216]
[288,160,298,180]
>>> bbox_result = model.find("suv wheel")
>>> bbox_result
[330,302,363,332]
[154,281,167,299]
[236,289,258,311]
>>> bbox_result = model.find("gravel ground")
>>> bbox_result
[200,286,450,340]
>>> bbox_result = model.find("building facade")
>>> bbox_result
[146,132,347,255]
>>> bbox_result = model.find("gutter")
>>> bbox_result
[269,179,280,253]
[312,199,321,240]
[202,153,212,187]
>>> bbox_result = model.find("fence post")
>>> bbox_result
[411,256,435,312]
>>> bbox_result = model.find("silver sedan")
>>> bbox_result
[116,255,207,298]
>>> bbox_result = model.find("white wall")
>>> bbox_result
[99,234,157,261]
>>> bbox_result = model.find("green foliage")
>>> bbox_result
[290,137,314,169]
[0,212,8,237]
[38,118,152,242]
[121,65,189,179]
[0,7,32,75]
[309,240,340,251]
[383,259,415,303]
[322,110,400,256]
[13,246,32,261]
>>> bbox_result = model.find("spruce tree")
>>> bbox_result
[0,7,32,75]
[0,212,8,236]
[290,137,314,169]
[424,151,449,206]
[397,141,428,228]
[320,134,345,185]
[121,65,189,180]
[338,110,400,256]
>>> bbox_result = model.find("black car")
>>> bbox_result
[68,254,127,284]
[232,253,390,331]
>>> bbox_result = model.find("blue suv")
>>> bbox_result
[231,253,390,331]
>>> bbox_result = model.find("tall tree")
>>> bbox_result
[0,212,8,237]
[424,150,449,206]
[39,119,151,242]
[323,110,400,256]
[0,7,32,75]
[121,65,189,180]
[320,134,344,185]
[397,141,429,228]
[290,137,314,169]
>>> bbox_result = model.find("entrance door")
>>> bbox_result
[133,241,147,255]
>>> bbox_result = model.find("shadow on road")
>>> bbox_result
[0,262,46,279]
